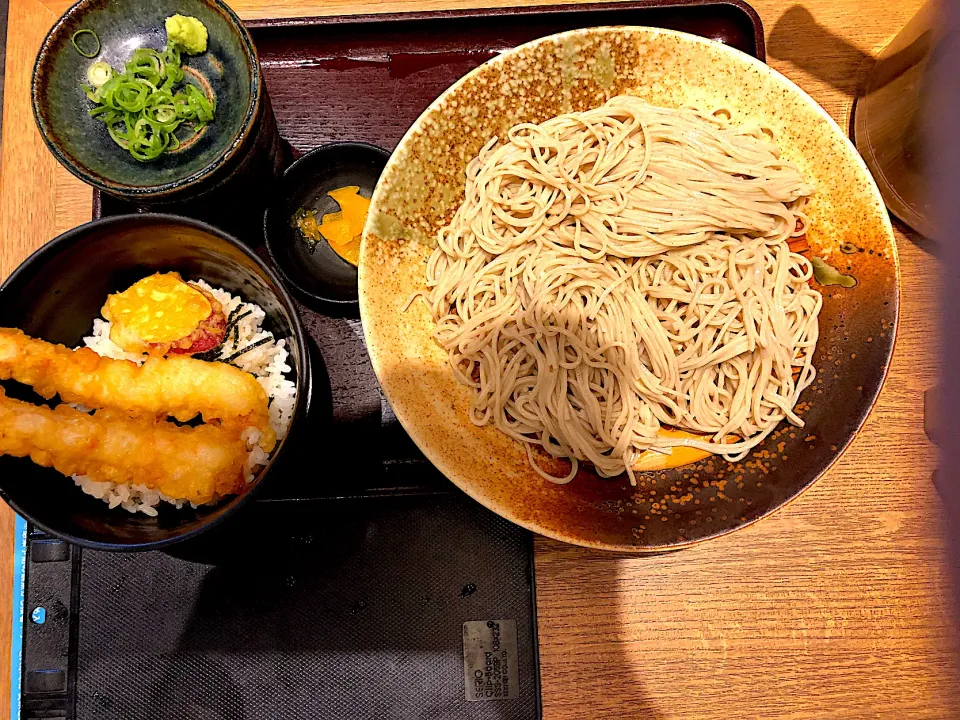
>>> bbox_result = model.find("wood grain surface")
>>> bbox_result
[1,0,954,718]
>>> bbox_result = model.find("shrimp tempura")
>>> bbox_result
[0,389,250,505]
[0,328,275,452]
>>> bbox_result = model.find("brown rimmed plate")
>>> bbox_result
[358,26,899,552]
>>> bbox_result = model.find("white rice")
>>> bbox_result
[73,280,297,516]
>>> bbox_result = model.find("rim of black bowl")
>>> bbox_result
[264,141,392,306]
[0,213,310,552]
[31,0,262,199]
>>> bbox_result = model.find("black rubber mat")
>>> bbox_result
[21,493,540,720]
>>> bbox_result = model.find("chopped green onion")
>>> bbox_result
[71,29,101,58]
[185,84,214,122]
[86,61,113,88]
[162,46,182,70]
[107,116,132,149]
[81,29,216,162]
[113,78,151,112]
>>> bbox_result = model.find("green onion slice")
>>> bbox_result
[71,29,101,58]
[86,61,113,88]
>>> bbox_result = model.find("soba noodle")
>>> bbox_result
[419,96,822,485]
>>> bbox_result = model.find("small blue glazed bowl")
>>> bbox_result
[32,0,270,203]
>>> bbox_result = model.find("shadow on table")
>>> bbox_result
[769,4,932,100]
[770,4,937,254]
[893,215,939,257]
[535,542,668,719]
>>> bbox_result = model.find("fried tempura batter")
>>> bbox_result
[0,389,249,505]
[0,329,275,452]
[102,273,227,356]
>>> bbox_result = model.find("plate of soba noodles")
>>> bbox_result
[358,27,899,551]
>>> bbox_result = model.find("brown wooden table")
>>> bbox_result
[1,0,954,717]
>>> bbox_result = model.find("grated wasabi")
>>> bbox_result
[165,15,208,55]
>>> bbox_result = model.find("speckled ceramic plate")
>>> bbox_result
[358,27,899,552]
